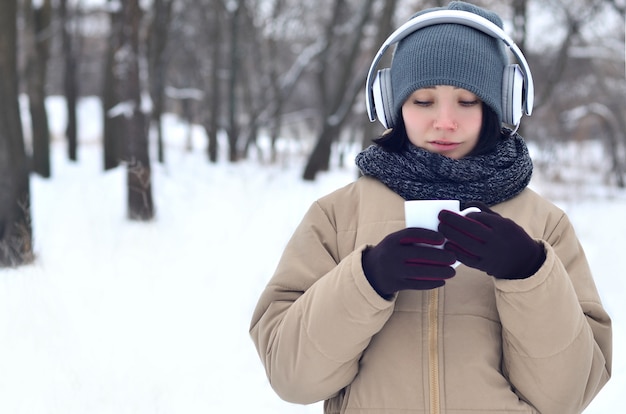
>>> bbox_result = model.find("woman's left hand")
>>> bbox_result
[438,202,546,279]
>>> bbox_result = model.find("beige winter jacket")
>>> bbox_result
[249,176,612,414]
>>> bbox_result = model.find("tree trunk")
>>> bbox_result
[59,0,79,162]
[303,0,375,180]
[147,0,174,164]
[25,0,52,178]
[512,0,528,49]
[226,0,242,162]
[361,0,398,149]
[127,111,153,220]
[593,68,626,187]
[0,0,34,266]
[266,0,285,164]
[103,3,124,171]
[207,0,221,163]
[302,121,340,180]
[118,0,154,220]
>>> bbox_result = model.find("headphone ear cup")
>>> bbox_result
[502,64,524,126]
[372,68,395,129]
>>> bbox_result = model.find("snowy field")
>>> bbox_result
[0,97,624,413]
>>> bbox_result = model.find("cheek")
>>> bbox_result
[463,110,483,136]
[401,108,422,140]
[403,105,432,122]
[404,118,428,146]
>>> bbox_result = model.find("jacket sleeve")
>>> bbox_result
[249,201,395,404]
[495,212,612,414]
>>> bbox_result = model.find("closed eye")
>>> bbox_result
[460,99,480,107]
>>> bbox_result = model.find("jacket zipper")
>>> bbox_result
[428,289,440,414]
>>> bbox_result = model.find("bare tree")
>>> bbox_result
[147,0,174,164]
[240,5,271,160]
[11,0,620,189]
[226,0,243,162]
[102,2,124,171]
[23,0,53,178]
[360,0,401,150]
[253,1,330,164]
[104,0,154,219]
[0,0,34,266]
[568,0,626,187]
[533,5,584,112]
[117,0,154,220]
[59,0,80,162]
[206,1,222,163]
[198,0,225,163]
[264,0,288,163]
[302,0,377,180]
[511,0,528,48]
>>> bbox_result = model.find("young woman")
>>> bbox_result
[250,2,612,413]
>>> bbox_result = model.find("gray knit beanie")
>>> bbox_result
[390,1,508,125]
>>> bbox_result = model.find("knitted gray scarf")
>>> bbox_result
[355,134,533,206]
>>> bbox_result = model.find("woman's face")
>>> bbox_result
[401,85,483,159]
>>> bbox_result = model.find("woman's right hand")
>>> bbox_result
[361,228,457,299]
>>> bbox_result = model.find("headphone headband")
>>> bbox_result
[365,9,534,124]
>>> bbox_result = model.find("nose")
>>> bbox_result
[433,105,458,131]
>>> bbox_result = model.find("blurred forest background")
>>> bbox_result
[0,0,625,267]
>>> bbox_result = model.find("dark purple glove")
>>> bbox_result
[362,227,457,299]
[438,202,545,280]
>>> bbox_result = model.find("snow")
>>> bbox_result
[1,96,624,413]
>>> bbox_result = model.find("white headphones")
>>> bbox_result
[365,9,534,129]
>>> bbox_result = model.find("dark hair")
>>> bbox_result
[372,102,504,156]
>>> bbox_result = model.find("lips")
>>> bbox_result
[429,140,461,152]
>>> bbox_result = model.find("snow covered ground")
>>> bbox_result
[0,97,623,413]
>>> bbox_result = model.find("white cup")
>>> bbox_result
[404,200,481,268]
